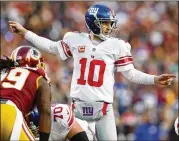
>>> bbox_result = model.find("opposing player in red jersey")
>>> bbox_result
[0,46,51,141]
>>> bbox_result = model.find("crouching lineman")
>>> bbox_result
[0,46,51,141]
[26,104,94,141]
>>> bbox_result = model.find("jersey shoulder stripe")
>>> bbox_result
[115,56,133,66]
[60,41,72,57]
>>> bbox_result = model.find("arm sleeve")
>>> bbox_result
[115,40,134,72]
[121,68,155,85]
[25,31,72,60]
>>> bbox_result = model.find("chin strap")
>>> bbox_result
[95,33,109,41]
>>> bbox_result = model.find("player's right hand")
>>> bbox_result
[154,74,176,86]
[8,21,28,35]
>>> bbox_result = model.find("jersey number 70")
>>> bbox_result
[77,58,106,87]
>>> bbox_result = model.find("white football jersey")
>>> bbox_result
[49,104,95,141]
[57,32,134,103]
[49,104,74,140]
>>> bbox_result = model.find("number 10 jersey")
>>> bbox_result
[57,32,134,103]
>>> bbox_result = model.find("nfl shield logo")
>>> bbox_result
[78,46,85,53]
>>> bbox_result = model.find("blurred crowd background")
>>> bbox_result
[1,1,178,141]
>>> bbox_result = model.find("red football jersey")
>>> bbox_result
[0,67,48,116]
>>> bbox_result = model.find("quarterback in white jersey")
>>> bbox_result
[9,4,176,140]
[26,104,94,141]
[61,32,134,103]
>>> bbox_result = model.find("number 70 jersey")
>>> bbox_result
[58,32,134,103]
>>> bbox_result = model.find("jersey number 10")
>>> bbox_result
[77,58,106,87]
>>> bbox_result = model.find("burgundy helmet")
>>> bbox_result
[11,46,45,70]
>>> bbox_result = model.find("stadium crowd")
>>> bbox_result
[1,1,178,141]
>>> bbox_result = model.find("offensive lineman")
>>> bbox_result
[26,104,95,141]
[9,4,176,140]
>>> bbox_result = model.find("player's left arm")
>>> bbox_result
[121,68,176,86]
[115,40,176,86]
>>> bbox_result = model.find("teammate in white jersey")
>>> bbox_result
[26,104,95,141]
[9,4,176,140]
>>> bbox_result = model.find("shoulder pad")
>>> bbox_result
[36,69,51,85]
[73,31,81,33]
[64,31,88,39]
[64,32,76,37]
[36,69,46,77]
[25,67,51,85]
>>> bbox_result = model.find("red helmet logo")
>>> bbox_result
[11,46,45,70]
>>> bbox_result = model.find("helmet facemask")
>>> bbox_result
[25,108,40,139]
[94,18,117,40]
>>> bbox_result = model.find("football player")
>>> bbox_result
[0,46,51,141]
[9,4,176,140]
[26,104,94,141]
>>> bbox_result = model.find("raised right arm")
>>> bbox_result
[25,31,59,55]
[9,21,71,60]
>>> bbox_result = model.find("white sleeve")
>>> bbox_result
[121,68,156,85]
[25,31,72,60]
[115,40,134,72]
